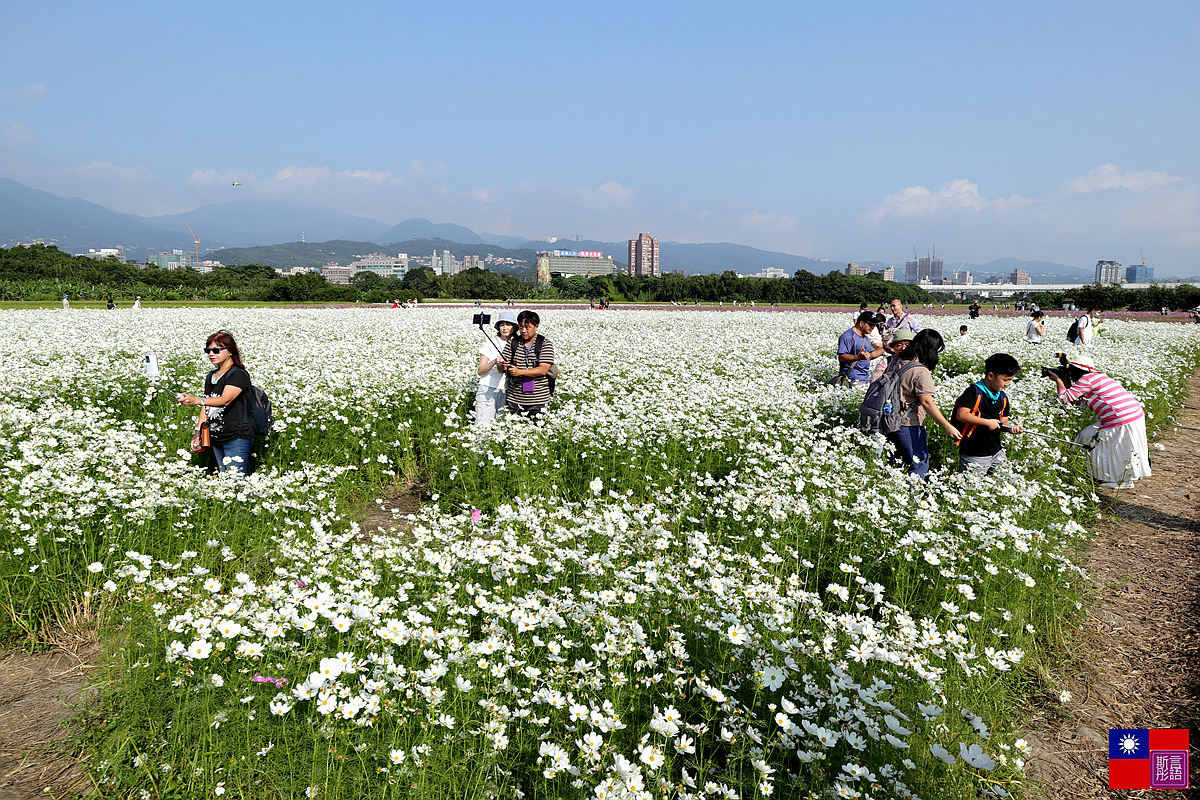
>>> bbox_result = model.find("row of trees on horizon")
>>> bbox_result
[2,244,1197,310]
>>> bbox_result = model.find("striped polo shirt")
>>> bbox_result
[502,334,555,406]
[1059,372,1143,429]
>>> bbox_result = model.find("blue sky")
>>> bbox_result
[2,1,1197,273]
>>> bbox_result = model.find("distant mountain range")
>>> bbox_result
[0,176,1093,281]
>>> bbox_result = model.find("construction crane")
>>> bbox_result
[1140,247,1147,267]
[184,221,201,268]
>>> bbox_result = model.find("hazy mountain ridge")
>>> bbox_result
[0,177,1092,279]
[145,201,391,248]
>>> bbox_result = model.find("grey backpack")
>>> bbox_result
[858,360,922,435]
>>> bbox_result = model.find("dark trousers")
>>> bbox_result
[886,425,929,478]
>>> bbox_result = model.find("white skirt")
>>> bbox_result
[1086,418,1152,485]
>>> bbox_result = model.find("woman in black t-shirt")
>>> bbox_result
[178,331,255,475]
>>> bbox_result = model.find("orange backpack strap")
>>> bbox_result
[956,391,984,447]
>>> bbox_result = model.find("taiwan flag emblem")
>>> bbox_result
[1108,728,1189,789]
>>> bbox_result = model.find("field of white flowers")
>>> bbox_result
[1,307,1197,800]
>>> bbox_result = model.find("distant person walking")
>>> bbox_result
[132,296,142,311]
[61,294,69,310]
[1073,307,1100,346]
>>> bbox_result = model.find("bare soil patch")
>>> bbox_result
[360,478,424,539]
[0,634,98,800]
[1021,370,1200,798]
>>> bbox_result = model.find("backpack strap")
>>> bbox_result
[957,387,984,447]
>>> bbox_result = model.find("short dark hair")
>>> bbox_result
[1031,310,1044,318]
[517,310,541,326]
[959,325,968,332]
[985,352,1020,377]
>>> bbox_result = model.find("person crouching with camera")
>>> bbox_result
[1045,354,1151,489]
[498,310,556,421]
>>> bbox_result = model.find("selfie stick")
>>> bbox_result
[1001,424,1097,452]
[475,318,503,354]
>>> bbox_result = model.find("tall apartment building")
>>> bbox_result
[430,250,457,276]
[904,252,943,283]
[845,262,871,276]
[878,266,895,282]
[1095,260,1123,283]
[929,256,943,283]
[627,233,660,278]
[1009,268,1031,285]
[954,270,973,285]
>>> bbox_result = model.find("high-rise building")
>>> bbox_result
[1009,269,1031,285]
[905,248,943,283]
[1125,264,1153,282]
[627,233,660,278]
[955,270,973,285]
[879,266,895,282]
[430,250,457,276]
[1095,260,1123,283]
[845,262,870,276]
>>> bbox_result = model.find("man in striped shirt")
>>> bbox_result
[500,310,556,420]
[1046,354,1151,489]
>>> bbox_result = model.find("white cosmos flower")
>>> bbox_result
[760,666,785,691]
[930,743,956,764]
[959,742,996,770]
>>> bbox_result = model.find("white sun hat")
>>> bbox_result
[1068,354,1096,372]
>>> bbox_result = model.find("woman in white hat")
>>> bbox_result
[475,310,518,425]
[1045,354,1151,489]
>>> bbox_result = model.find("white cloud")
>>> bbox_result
[20,82,47,103]
[0,83,46,103]
[4,122,34,146]
[187,168,257,188]
[867,178,1035,224]
[1060,162,1182,194]
[740,209,801,233]
[271,165,395,186]
[856,164,1200,273]
[73,160,156,186]
[570,180,636,210]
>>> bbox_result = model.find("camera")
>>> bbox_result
[1041,352,1072,382]
[472,313,492,326]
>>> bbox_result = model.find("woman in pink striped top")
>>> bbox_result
[1046,354,1151,489]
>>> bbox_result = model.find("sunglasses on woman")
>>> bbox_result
[204,347,225,354]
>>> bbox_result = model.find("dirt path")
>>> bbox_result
[1022,370,1200,797]
[0,637,97,800]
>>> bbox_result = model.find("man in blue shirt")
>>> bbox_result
[837,312,885,386]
